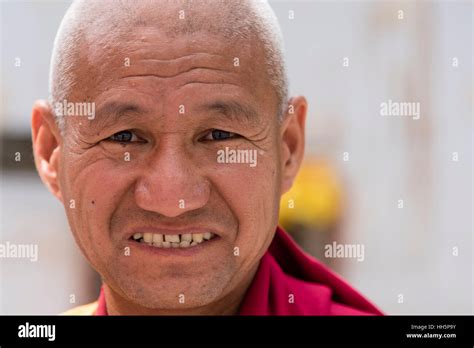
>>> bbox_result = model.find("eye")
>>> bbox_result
[203,129,238,141]
[108,130,140,143]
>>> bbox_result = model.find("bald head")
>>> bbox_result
[49,0,288,128]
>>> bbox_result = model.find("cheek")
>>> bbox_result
[61,156,136,263]
[210,150,280,259]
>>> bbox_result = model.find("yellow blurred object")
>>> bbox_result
[279,159,342,230]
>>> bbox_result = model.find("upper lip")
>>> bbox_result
[126,226,220,239]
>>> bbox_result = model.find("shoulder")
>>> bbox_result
[61,301,98,315]
[269,227,384,315]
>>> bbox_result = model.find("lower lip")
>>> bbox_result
[126,236,221,257]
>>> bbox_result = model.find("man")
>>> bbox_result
[31,0,382,315]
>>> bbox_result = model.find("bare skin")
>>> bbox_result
[31,2,307,315]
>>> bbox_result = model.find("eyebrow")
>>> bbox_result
[94,101,145,131]
[198,100,260,125]
[91,99,259,133]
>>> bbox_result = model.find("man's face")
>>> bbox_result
[57,28,284,309]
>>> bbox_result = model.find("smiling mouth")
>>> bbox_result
[130,232,217,249]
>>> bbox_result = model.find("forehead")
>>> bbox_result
[73,26,274,110]
[61,25,280,136]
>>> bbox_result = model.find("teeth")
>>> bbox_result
[134,232,216,248]
[165,235,180,243]
[193,234,204,243]
[143,233,153,243]
[153,234,163,243]
[181,234,192,242]
[133,233,143,240]
[180,241,190,248]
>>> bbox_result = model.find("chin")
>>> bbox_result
[115,274,228,310]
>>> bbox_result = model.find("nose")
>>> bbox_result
[134,138,210,218]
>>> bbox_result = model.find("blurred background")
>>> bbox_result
[0,0,472,314]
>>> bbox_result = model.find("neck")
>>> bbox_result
[103,266,258,315]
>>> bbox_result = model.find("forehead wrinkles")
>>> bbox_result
[78,30,266,99]
[114,30,249,79]
[84,25,255,70]
[76,0,262,77]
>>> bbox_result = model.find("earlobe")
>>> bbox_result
[31,100,63,201]
[280,96,307,195]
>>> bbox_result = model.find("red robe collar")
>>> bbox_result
[95,226,382,315]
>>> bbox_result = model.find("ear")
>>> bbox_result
[280,96,307,195]
[31,100,63,202]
